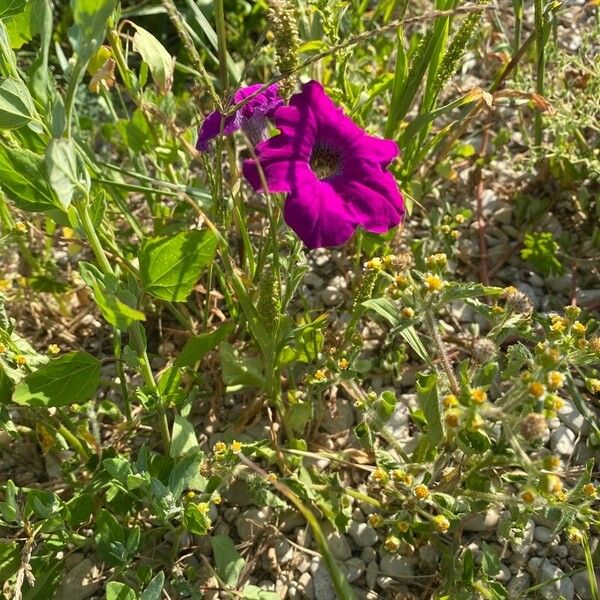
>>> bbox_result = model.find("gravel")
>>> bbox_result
[348,521,379,548]
[550,425,577,456]
[528,557,575,600]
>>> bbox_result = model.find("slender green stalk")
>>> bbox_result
[239,454,357,600]
[213,0,229,95]
[534,0,545,146]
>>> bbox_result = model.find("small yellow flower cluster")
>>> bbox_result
[364,257,383,271]
[367,513,384,528]
[547,371,565,390]
[391,469,413,485]
[583,483,596,497]
[469,387,487,405]
[337,358,349,370]
[550,315,567,334]
[395,520,410,533]
[14,354,27,366]
[424,273,444,293]
[443,394,458,408]
[371,467,389,486]
[432,515,450,532]
[572,321,587,336]
[13,222,28,235]
[528,382,546,398]
[567,527,583,544]
[48,344,60,355]
[313,369,327,382]
[401,307,415,319]
[425,253,448,270]
[384,536,401,553]
[444,409,461,428]
[230,440,243,453]
[0,343,6,354]
[520,489,536,504]
[586,378,600,394]
[543,455,561,471]
[414,484,430,500]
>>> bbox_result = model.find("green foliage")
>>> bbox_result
[520,231,565,276]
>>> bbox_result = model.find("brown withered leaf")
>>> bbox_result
[89,58,116,94]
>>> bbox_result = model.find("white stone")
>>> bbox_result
[348,521,379,547]
[534,526,556,544]
[325,529,352,561]
[558,399,589,436]
[463,509,500,532]
[379,553,414,578]
[528,558,574,600]
[550,425,576,456]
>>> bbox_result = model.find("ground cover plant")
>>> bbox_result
[0,0,599,598]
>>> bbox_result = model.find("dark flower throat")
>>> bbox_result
[310,142,342,180]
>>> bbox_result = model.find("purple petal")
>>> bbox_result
[196,110,240,151]
[242,159,311,193]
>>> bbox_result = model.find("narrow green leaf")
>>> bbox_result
[106,582,138,600]
[140,230,217,302]
[174,322,233,368]
[211,535,245,587]
[0,145,57,212]
[45,138,81,208]
[13,351,101,407]
[416,373,444,444]
[170,415,199,458]
[131,23,174,94]
[140,572,165,600]
[0,77,38,128]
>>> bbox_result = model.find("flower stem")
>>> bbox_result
[534,0,546,146]
[214,0,229,94]
[424,308,460,396]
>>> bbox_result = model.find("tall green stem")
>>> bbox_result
[214,0,229,95]
[534,0,545,146]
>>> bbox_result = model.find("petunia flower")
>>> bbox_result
[242,80,405,249]
[196,83,283,151]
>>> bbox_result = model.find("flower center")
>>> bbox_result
[310,142,342,180]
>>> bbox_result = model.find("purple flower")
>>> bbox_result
[242,81,405,249]
[196,83,283,151]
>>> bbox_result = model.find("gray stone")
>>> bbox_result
[550,426,576,456]
[463,509,500,532]
[344,557,366,583]
[366,561,379,588]
[348,520,379,547]
[495,564,511,583]
[379,553,415,578]
[507,571,532,595]
[558,399,590,436]
[321,398,355,434]
[236,507,272,540]
[517,282,541,310]
[546,275,571,294]
[310,558,336,600]
[321,285,343,306]
[360,546,377,563]
[534,526,556,544]
[572,571,594,600]
[274,538,293,564]
[54,558,100,600]
[509,519,535,554]
[418,544,440,572]
[325,529,352,561]
[528,558,574,600]
[298,572,314,600]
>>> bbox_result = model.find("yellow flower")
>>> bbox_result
[0,343,6,354]
[48,344,60,355]
[470,387,487,405]
[337,358,349,370]
[394,274,408,288]
[455,214,466,224]
[371,467,389,485]
[547,371,565,390]
[567,527,583,544]
[391,469,412,485]
[213,441,227,455]
[544,395,563,412]
[212,494,222,505]
[586,379,600,394]
[544,455,561,471]
[313,369,327,382]
[14,354,27,366]
[589,337,600,355]
[583,483,596,497]
[425,253,448,269]
[528,382,546,398]
[401,307,415,319]
[384,536,401,553]
[443,394,458,408]
[396,520,410,533]
[368,514,384,528]
[544,474,563,494]
[440,224,451,234]
[230,440,242,453]
[432,515,450,532]
[491,305,504,315]
[266,473,277,484]
[470,414,485,430]
[196,502,210,514]
[572,321,586,336]
[0,279,12,292]
[365,257,383,271]
[424,273,444,292]
[564,305,581,320]
[414,484,430,500]
[13,222,27,234]
[521,489,536,504]
[550,316,567,333]
[450,230,460,240]
[444,409,461,428]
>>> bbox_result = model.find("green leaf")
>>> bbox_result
[399,326,432,366]
[0,145,58,212]
[174,322,233,368]
[0,76,38,128]
[79,261,145,331]
[0,480,19,524]
[183,502,211,535]
[140,572,165,600]
[140,230,217,302]
[211,535,245,587]
[416,373,444,445]
[69,0,117,60]
[481,541,501,577]
[12,351,101,407]
[170,415,199,458]
[168,449,204,499]
[45,138,81,208]
[106,582,138,600]
[363,297,401,325]
[520,232,565,277]
[0,0,27,21]
[219,342,263,390]
[130,23,174,94]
